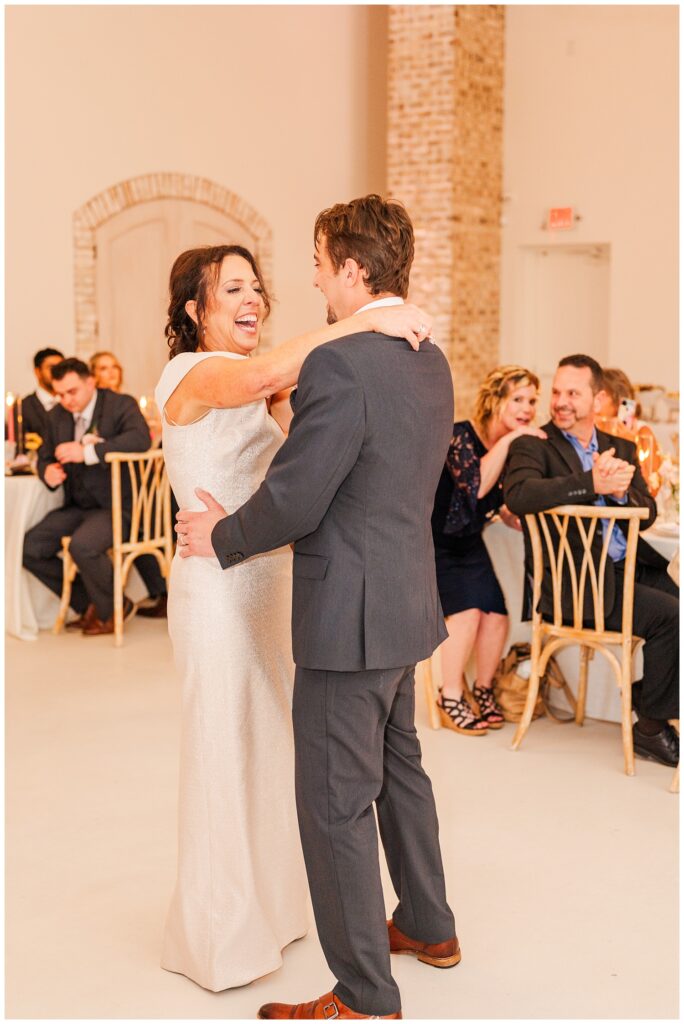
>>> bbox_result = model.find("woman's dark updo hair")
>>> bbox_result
[165,244,272,359]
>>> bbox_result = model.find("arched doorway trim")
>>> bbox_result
[72,172,273,353]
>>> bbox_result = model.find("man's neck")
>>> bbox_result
[76,391,98,421]
[352,293,402,316]
[561,422,595,448]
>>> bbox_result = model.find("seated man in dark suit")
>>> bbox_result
[11,347,64,441]
[23,357,152,636]
[504,354,678,768]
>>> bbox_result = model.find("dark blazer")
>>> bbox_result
[503,420,663,622]
[16,392,52,441]
[211,333,454,672]
[38,388,151,509]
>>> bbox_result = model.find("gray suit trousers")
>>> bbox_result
[293,665,455,1016]
[22,505,122,620]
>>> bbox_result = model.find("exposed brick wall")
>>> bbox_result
[72,173,273,356]
[387,5,504,416]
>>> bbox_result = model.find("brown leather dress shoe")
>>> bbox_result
[257,992,402,1019]
[82,598,135,636]
[387,918,461,968]
[65,603,97,631]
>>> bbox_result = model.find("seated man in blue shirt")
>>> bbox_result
[504,354,678,768]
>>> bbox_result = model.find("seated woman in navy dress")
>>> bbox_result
[431,365,545,734]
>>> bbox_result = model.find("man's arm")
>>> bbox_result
[37,413,66,490]
[57,396,151,466]
[37,415,56,481]
[503,435,596,516]
[209,344,366,567]
[91,396,151,461]
[605,438,657,530]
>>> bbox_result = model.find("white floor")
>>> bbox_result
[5,620,679,1020]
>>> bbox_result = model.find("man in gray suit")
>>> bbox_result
[176,195,458,1019]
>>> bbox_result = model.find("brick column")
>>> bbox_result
[387,5,504,415]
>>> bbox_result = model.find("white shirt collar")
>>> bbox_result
[74,391,98,427]
[35,385,59,411]
[353,296,404,315]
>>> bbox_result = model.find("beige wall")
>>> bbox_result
[7,6,678,400]
[5,5,387,395]
[500,5,678,392]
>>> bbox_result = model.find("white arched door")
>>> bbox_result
[95,198,258,399]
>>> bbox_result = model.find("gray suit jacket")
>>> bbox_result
[211,332,454,671]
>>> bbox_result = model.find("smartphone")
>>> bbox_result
[618,398,637,429]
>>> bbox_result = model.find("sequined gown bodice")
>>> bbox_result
[154,351,308,992]
[159,356,283,517]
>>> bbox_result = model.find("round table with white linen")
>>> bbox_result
[5,475,64,640]
[649,421,679,456]
[483,517,678,723]
[5,475,150,641]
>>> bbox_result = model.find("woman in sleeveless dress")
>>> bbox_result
[154,244,432,992]
[430,365,545,735]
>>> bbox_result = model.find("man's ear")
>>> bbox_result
[185,299,198,324]
[342,258,365,288]
[593,388,608,414]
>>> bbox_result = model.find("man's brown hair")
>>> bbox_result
[558,354,604,393]
[51,357,92,382]
[314,194,414,299]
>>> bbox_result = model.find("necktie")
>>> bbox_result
[74,415,87,443]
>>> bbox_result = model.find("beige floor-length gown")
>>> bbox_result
[155,352,309,992]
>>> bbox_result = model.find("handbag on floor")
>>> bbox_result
[494,642,576,723]
[494,643,545,722]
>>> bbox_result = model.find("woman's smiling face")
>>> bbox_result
[498,383,539,433]
[199,254,266,355]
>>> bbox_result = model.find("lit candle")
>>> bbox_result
[6,392,15,445]
[139,395,148,411]
[636,431,660,495]
[16,396,23,453]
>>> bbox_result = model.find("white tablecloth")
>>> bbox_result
[5,475,149,641]
[5,476,64,640]
[483,518,678,723]
[649,421,679,455]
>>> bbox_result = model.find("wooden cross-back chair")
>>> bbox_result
[53,449,173,646]
[511,504,649,775]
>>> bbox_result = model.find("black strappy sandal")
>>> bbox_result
[437,691,489,736]
[472,684,505,730]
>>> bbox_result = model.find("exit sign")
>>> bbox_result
[548,207,574,230]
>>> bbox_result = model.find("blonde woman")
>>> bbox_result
[89,351,123,393]
[431,365,546,734]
